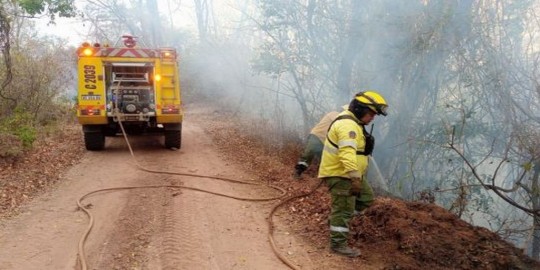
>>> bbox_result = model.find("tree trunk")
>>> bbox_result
[194,0,210,43]
[0,2,16,114]
[336,1,363,103]
[145,0,163,46]
[531,163,540,259]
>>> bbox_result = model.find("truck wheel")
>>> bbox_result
[164,129,181,149]
[84,131,105,151]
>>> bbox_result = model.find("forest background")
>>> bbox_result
[1,0,540,260]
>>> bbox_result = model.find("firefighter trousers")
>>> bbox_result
[297,134,324,167]
[325,176,374,248]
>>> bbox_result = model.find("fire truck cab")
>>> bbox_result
[76,36,183,150]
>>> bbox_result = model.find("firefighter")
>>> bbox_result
[293,105,347,179]
[318,91,388,257]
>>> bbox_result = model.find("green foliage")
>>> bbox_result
[17,0,46,15]
[0,108,36,149]
[16,125,36,148]
[251,49,285,76]
[17,0,77,18]
[522,162,533,171]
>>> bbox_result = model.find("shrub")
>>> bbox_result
[16,125,36,148]
[0,132,23,158]
[0,108,37,151]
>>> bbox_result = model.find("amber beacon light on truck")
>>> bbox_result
[76,35,183,151]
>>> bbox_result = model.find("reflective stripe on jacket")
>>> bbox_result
[317,110,369,178]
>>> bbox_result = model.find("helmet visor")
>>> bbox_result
[377,104,388,116]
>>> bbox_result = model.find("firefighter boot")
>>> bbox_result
[331,246,361,258]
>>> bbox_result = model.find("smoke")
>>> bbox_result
[46,0,540,255]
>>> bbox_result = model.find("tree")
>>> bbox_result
[0,0,76,115]
[193,0,216,44]
[252,0,363,131]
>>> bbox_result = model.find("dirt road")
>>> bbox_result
[0,116,314,269]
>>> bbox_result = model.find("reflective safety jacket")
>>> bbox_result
[318,110,369,179]
[309,111,340,142]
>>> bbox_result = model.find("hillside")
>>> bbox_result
[197,102,540,270]
[0,101,539,269]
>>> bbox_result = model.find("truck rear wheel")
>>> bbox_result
[84,131,105,151]
[164,125,182,149]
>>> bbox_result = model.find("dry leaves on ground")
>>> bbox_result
[0,124,85,218]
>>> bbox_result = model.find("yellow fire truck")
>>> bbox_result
[76,35,183,150]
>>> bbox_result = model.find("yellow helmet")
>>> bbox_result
[353,91,388,116]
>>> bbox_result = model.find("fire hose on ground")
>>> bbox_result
[76,117,323,270]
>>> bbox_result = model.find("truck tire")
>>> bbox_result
[164,126,182,149]
[84,131,105,151]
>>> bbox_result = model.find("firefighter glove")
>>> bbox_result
[348,171,363,196]
[294,163,308,179]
